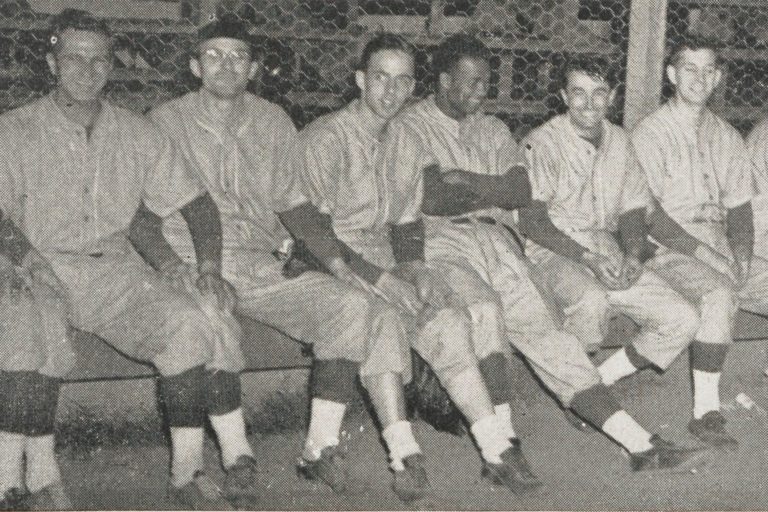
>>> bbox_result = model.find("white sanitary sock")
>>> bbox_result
[25,435,62,493]
[470,415,512,464]
[692,369,721,419]
[209,407,255,468]
[169,427,205,488]
[494,403,517,439]
[601,410,653,454]
[382,420,422,471]
[0,432,25,494]
[303,398,346,461]
[598,348,638,386]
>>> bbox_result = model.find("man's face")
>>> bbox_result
[440,56,490,118]
[356,49,415,121]
[667,48,722,106]
[191,37,257,99]
[47,29,112,102]
[561,70,615,132]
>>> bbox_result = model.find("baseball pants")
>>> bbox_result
[527,231,700,370]
[424,218,601,406]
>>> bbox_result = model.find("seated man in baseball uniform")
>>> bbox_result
[633,35,768,448]
[294,33,541,496]
[520,54,737,450]
[0,224,74,510]
[147,18,433,503]
[381,33,708,473]
[0,9,261,510]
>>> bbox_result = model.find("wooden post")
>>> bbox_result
[623,0,669,130]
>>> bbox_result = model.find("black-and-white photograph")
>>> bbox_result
[0,0,766,510]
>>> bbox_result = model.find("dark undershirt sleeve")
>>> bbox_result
[390,219,425,264]
[337,239,385,284]
[616,208,648,258]
[453,165,533,210]
[726,201,754,260]
[646,205,700,256]
[517,200,588,262]
[277,202,343,265]
[179,192,223,274]
[420,164,485,216]
[0,210,32,265]
[128,201,183,271]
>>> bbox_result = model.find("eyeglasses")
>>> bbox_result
[199,48,251,64]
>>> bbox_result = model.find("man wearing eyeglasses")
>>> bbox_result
[147,17,440,504]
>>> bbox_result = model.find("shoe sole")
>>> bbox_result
[296,465,348,494]
[481,467,545,495]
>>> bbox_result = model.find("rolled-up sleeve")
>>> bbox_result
[381,120,431,224]
[521,133,557,204]
[294,126,342,216]
[621,142,654,214]
[720,132,755,209]
[631,124,667,202]
[269,114,309,214]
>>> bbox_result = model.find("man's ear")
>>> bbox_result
[439,71,452,92]
[712,68,723,89]
[354,69,365,91]
[190,58,202,79]
[559,88,569,108]
[608,87,618,106]
[46,52,58,76]
[666,64,677,87]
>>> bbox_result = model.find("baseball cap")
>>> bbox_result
[197,13,252,46]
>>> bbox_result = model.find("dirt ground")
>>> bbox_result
[58,341,768,511]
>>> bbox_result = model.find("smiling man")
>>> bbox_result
[633,35,768,449]
[520,53,736,453]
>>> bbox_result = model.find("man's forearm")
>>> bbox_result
[617,208,648,258]
[180,192,223,274]
[646,206,700,256]
[517,201,588,262]
[277,202,343,265]
[128,201,182,271]
[726,201,754,261]
[453,166,532,210]
[0,211,32,265]
[421,165,485,216]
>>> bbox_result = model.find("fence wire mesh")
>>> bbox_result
[1,1,764,137]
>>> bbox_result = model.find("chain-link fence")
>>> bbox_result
[3,1,766,138]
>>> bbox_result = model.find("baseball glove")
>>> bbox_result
[404,349,466,437]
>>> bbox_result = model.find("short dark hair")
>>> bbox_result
[357,33,416,71]
[559,55,617,90]
[432,34,491,76]
[49,9,111,53]
[196,13,253,55]
[667,34,722,67]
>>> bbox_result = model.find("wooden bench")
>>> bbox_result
[64,310,768,383]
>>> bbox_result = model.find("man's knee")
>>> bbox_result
[415,308,475,383]
[154,303,216,376]
[661,298,700,340]
[467,301,507,359]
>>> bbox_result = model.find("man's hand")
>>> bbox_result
[732,245,752,288]
[21,248,69,306]
[404,262,453,309]
[582,251,625,290]
[160,261,197,293]
[693,244,736,281]
[619,254,644,289]
[375,271,423,315]
[197,272,237,312]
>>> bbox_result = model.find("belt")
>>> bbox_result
[450,216,526,254]
[451,215,496,225]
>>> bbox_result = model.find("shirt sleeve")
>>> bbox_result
[630,123,667,202]
[141,120,205,218]
[380,119,432,225]
[0,120,21,225]
[492,118,525,174]
[268,112,309,214]
[620,140,654,214]
[521,132,557,204]
[720,129,756,209]
[747,119,768,196]
[293,124,343,216]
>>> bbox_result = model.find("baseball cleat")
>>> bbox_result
[223,455,260,506]
[391,453,431,503]
[482,439,543,495]
[629,434,710,473]
[297,445,348,494]
[0,488,30,511]
[688,411,738,451]
[28,481,73,511]
[170,471,234,510]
